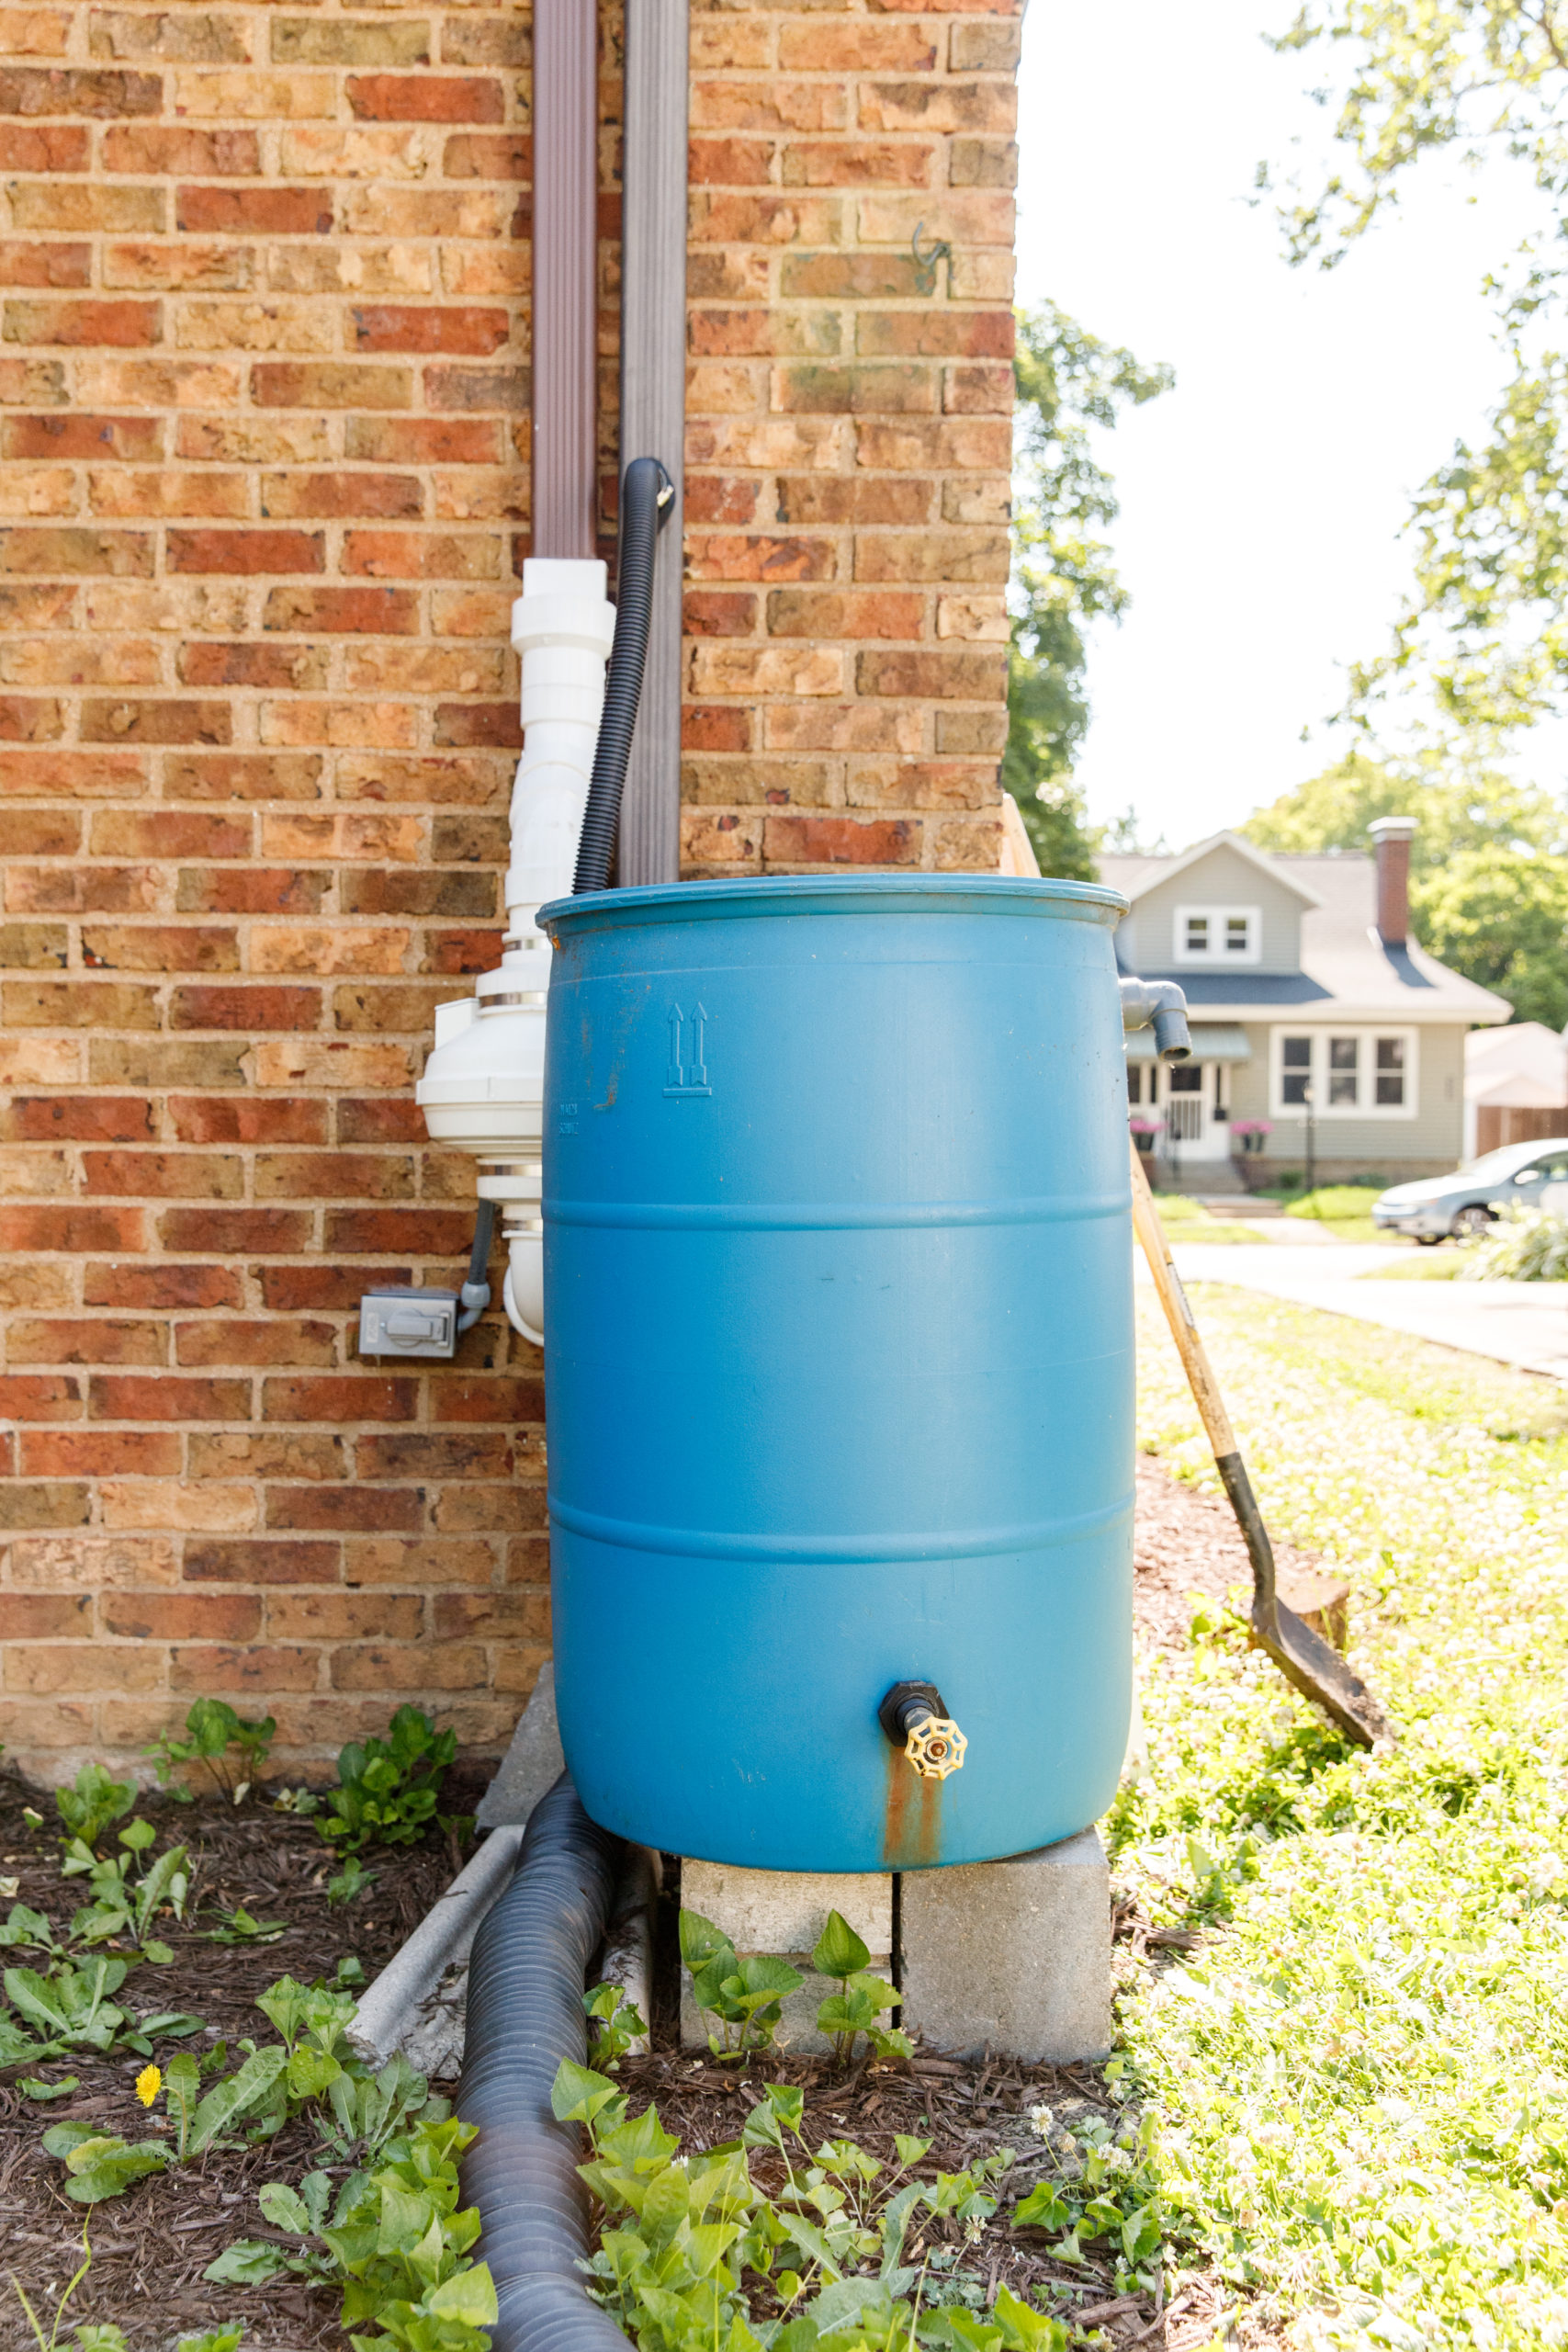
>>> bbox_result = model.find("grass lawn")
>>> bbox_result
[1278,1184,1391,1244]
[1118,1287,1568,2350]
[1147,1193,1268,1246]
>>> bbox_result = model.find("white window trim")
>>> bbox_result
[1172,903,1260,966]
[1269,1026,1418,1120]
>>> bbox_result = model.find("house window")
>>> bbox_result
[1280,1035,1312,1106]
[1173,905,1259,964]
[1375,1036,1405,1106]
[1271,1029,1417,1118]
[1127,1066,1143,1105]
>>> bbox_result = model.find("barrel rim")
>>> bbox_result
[540,872,1127,939]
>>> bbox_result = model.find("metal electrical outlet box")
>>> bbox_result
[359,1287,460,1360]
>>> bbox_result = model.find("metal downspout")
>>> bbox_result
[616,0,688,884]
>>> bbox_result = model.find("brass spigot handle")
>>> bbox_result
[904,1712,966,1781]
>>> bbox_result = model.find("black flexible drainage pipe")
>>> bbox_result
[458,1772,629,2352]
[571,456,672,895]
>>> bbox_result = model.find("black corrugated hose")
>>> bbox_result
[570,456,672,895]
[457,1772,631,2352]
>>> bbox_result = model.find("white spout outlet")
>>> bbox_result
[415,556,616,1341]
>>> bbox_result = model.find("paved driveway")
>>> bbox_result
[1137,1242,1568,1381]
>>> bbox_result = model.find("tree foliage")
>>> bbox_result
[1004,303,1173,877]
[1245,752,1568,1021]
[1267,2,1568,739]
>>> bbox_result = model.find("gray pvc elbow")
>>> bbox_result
[1118,976,1191,1064]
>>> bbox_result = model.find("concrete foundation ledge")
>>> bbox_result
[898,1828,1111,2065]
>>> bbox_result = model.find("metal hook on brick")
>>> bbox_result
[910,220,952,296]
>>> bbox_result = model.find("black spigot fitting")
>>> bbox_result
[878,1680,945,1744]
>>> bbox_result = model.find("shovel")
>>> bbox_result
[1128,1139,1391,1748]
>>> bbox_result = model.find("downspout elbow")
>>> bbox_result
[1120,976,1191,1064]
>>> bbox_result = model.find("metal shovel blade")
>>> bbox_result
[1249,1594,1391,1749]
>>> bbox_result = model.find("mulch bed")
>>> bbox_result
[0,1456,1297,2350]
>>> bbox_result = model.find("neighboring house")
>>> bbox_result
[1464,1022,1568,1159]
[1098,820,1512,1183]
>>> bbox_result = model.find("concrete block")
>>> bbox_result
[475,1667,564,1830]
[898,1828,1111,2064]
[679,1860,893,2054]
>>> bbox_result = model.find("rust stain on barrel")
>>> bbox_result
[881,1747,942,1870]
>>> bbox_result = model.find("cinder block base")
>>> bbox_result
[679,1860,892,2054]
[897,1829,1111,2064]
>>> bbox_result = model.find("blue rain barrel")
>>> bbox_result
[539,874,1134,1873]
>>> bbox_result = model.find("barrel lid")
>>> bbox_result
[540,872,1127,940]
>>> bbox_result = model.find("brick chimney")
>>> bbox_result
[1369,814,1418,947]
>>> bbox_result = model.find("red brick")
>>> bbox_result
[167,528,324,574]
[184,1537,340,1585]
[177,645,328,693]
[169,1096,326,1145]
[0,1592,92,1638]
[106,126,260,174]
[324,1207,476,1255]
[0,1373,82,1419]
[0,1482,91,1528]
[0,123,87,167]
[261,1263,412,1310]
[20,1429,180,1476]
[0,68,161,116]
[90,1374,249,1420]
[170,983,321,1029]
[356,1430,511,1481]
[4,410,161,460]
[262,1374,418,1423]
[175,865,328,914]
[336,1099,428,1145]
[265,1484,423,1532]
[433,702,522,749]
[170,1645,319,1692]
[762,814,920,865]
[176,1318,336,1367]
[429,1375,543,1423]
[1,1095,153,1141]
[157,1207,311,1253]
[352,305,509,355]
[177,185,333,235]
[682,706,752,752]
[3,297,159,345]
[441,130,527,177]
[0,1204,144,1251]
[9,1317,167,1364]
[104,1590,261,1640]
[0,243,92,288]
[348,74,503,121]
[84,1261,242,1308]
[262,585,419,634]
[269,1591,423,1639]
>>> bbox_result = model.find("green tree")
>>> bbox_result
[1416,842,1568,1026]
[1005,303,1173,876]
[1245,753,1568,1018]
[1266,3,1568,739]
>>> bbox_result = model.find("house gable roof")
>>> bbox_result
[1106,829,1323,908]
[1096,841,1513,1026]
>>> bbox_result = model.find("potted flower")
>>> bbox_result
[1230,1118,1271,1191]
[1129,1113,1159,1176]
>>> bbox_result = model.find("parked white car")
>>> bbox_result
[1372,1139,1568,1244]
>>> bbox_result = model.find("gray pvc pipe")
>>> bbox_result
[457,1771,630,2352]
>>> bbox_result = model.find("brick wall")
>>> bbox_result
[679,0,1017,875]
[0,0,1017,1783]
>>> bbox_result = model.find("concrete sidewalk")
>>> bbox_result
[1139,1242,1568,1381]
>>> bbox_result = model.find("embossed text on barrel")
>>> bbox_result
[540,875,1134,1872]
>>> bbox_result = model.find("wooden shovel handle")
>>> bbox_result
[1128,1137,1235,1454]
[1128,1137,1279,1619]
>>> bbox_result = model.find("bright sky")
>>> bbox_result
[1014,0,1553,853]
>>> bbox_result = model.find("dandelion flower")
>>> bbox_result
[135,2064,161,2107]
